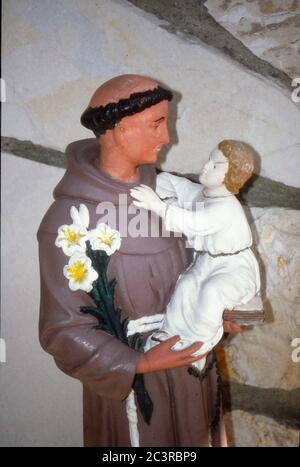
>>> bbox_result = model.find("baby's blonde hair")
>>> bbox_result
[218,140,255,194]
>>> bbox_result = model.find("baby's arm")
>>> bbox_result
[164,200,227,237]
[156,172,202,206]
[130,185,228,237]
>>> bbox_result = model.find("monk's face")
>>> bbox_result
[117,99,170,166]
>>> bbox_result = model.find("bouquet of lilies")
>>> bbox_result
[55,204,153,431]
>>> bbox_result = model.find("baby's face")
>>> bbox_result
[199,147,229,188]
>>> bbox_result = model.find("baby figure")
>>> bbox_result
[130,140,261,371]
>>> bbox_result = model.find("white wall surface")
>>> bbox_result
[1,154,82,447]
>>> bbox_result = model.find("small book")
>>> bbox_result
[223,293,265,326]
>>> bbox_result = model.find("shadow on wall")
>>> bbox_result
[222,382,300,430]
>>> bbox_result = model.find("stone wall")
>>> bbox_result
[219,206,300,446]
[205,0,300,79]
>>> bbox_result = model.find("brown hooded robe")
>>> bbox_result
[37,138,223,447]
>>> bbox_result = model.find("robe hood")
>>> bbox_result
[53,138,156,206]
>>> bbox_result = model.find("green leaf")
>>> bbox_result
[133,374,154,425]
[109,278,118,295]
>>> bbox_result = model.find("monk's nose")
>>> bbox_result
[160,124,170,145]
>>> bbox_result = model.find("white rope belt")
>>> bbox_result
[126,314,165,447]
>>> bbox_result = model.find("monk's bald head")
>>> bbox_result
[80,74,173,137]
[88,74,159,108]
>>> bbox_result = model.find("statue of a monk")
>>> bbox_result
[38,74,234,447]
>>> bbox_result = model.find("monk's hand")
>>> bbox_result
[136,336,208,374]
[130,185,166,217]
[223,321,245,334]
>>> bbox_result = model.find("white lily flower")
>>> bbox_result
[63,253,98,292]
[55,204,90,256]
[88,223,121,256]
[55,223,88,256]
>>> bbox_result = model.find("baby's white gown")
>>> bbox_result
[146,172,261,371]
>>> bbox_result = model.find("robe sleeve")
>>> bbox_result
[37,230,140,401]
[156,172,201,206]
[164,200,228,237]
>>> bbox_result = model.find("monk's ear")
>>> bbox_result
[114,123,127,147]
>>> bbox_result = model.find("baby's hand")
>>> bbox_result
[130,185,167,218]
